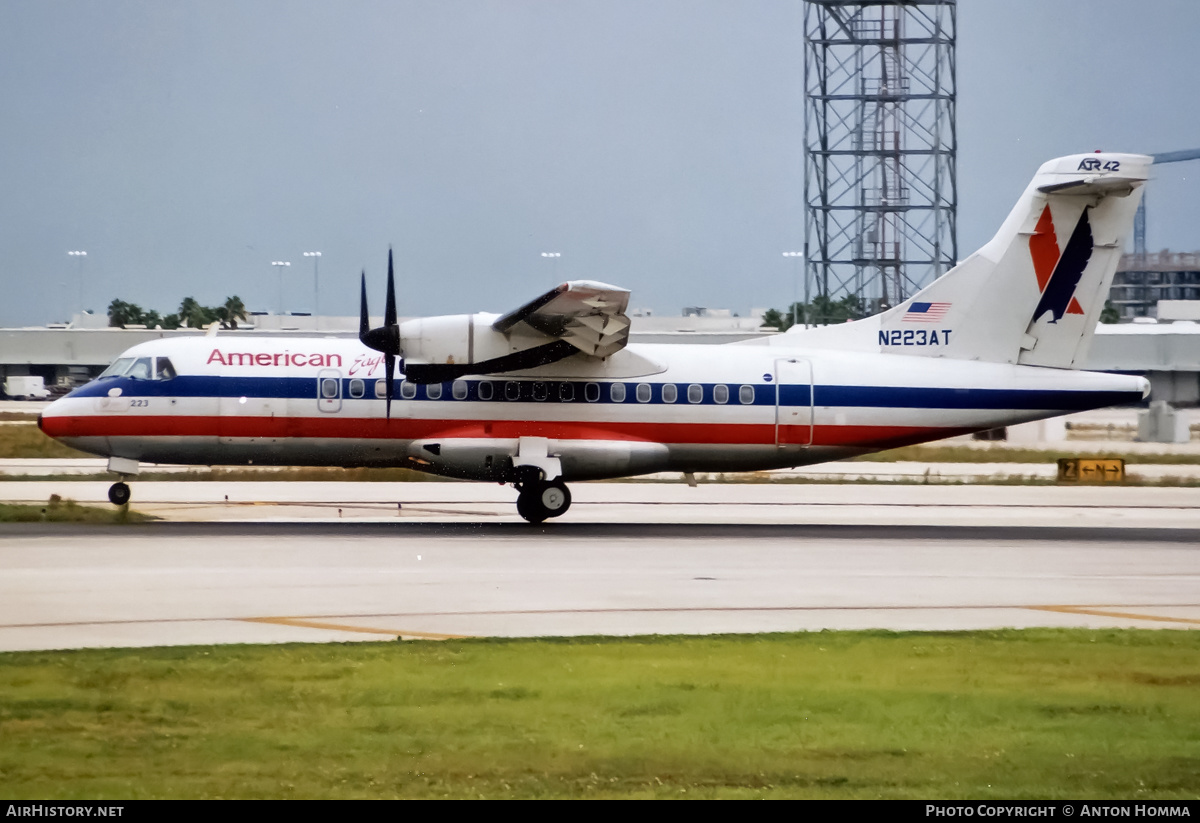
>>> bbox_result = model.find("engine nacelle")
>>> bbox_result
[398,313,564,382]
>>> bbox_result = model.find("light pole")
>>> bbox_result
[304,252,321,329]
[68,251,87,320]
[271,261,291,316]
[782,252,805,328]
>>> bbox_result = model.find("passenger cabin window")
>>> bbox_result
[375,380,388,399]
[687,384,703,404]
[662,384,678,404]
[478,381,494,401]
[739,385,755,405]
[426,383,443,400]
[349,379,365,399]
[713,384,729,405]
[400,381,417,400]
[559,382,575,402]
[609,383,626,403]
[505,381,520,401]
[585,383,600,403]
[533,382,548,401]
[321,378,339,399]
[636,383,651,403]
[452,380,468,400]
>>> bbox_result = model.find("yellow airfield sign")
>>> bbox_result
[1056,458,1126,483]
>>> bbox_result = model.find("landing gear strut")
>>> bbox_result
[514,475,572,524]
[108,482,131,506]
[105,457,139,507]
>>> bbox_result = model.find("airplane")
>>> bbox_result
[38,152,1152,523]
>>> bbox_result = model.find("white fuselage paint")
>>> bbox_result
[40,336,1148,482]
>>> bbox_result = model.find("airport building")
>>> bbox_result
[1109,252,1200,320]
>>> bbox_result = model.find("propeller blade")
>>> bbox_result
[361,254,401,356]
[358,270,370,344]
[384,247,397,329]
[359,249,404,419]
[385,353,395,420]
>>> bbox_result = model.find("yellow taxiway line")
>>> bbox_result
[241,615,468,640]
[1027,605,1200,627]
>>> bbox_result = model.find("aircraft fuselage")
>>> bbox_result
[40,336,1147,483]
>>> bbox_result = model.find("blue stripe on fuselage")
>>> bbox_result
[65,376,1140,412]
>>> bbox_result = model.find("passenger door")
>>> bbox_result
[317,369,342,413]
[774,358,814,447]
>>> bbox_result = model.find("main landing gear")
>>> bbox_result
[509,437,570,524]
[514,470,572,524]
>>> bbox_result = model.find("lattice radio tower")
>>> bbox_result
[804,0,957,322]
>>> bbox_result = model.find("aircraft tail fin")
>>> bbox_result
[788,153,1150,368]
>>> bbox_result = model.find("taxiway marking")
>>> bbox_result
[240,615,468,640]
[1027,605,1200,627]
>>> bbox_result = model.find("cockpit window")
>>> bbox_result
[99,358,134,379]
[100,356,178,381]
[127,358,153,380]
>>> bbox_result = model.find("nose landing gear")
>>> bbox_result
[108,482,131,506]
[105,456,139,507]
[514,474,572,524]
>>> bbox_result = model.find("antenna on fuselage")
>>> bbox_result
[359,248,403,419]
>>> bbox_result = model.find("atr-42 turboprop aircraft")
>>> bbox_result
[40,153,1152,522]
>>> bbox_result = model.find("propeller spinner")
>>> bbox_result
[359,248,403,418]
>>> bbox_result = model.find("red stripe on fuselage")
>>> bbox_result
[41,413,964,450]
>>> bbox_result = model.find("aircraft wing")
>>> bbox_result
[492,280,631,358]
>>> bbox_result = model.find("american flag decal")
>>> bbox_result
[902,302,951,322]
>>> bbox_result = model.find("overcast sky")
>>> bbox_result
[1,0,1197,326]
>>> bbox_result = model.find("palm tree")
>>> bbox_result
[220,295,247,329]
[107,299,144,328]
[177,297,214,329]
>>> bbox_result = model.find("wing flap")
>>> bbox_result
[493,280,631,358]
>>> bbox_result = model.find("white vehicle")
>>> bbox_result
[4,375,50,401]
[40,153,1152,521]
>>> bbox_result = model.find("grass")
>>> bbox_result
[0,496,150,523]
[852,444,1200,465]
[0,467,442,483]
[674,473,1200,488]
[7,469,1199,486]
[135,466,442,482]
[0,630,1197,799]
[0,424,91,459]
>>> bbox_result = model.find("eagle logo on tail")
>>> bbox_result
[1029,205,1092,324]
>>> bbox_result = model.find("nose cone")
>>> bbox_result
[35,390,112,459]
[1138,376,1152,400]
[37,394,73,438]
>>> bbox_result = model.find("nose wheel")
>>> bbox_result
[108,482,131,506]
[515,479,572,524]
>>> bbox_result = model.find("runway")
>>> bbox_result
[1,483,1198,651]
